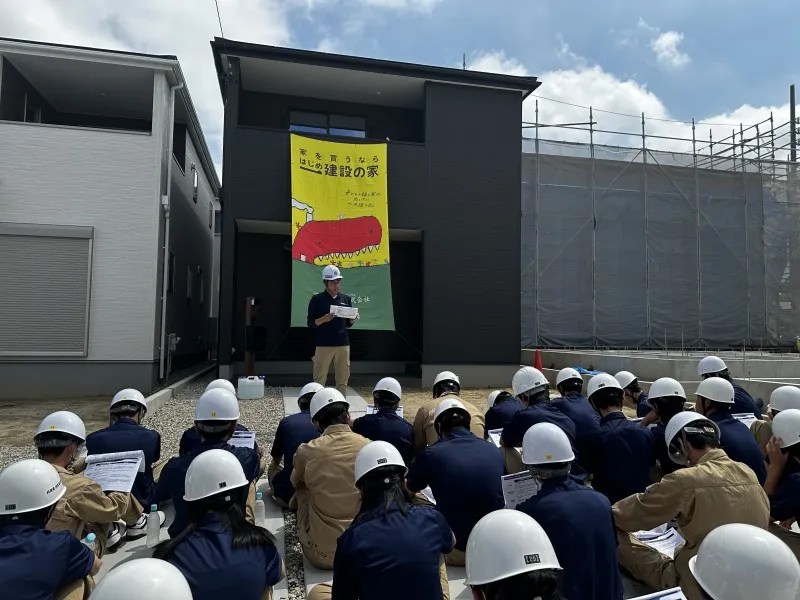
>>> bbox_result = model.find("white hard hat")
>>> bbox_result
[555,367,582,387]
[772,409,800,449]
[649,377,687,401]
[465,509,561,586]
[614,371,637,389]
[110,388,147,411]
[322,265,342,281]
[522,422,575,465]
[698,355,728,376]
[373,377,402,400]
[512,367,548,397]
[433,371,460,387]
[689,523,800,600]
[770,386,800,412]
[433,397,469,424]
[183,448,250,502]
[487,390,511,409]
[91,558,193,600]
[194,388,240,421]
[206,379,236,395]
[0,459,65,515]
[354,440,407,483]
[665,412,720,450]
[299,382,324,398]
[696,378,735,404]
[587,373,622,399]
[34,411,86,442]
[310,388,349,420]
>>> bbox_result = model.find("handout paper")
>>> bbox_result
[501,471,540,508]
[488,429,503,448]
[421,486,436,505]
[732,413,758,428]
[329,305,359,320]
[633,523,669,541]
[365,405,404,418]
[641,528,684,559]
[83,450,144,493]
[628,587,687,599]
[229,430,256,449]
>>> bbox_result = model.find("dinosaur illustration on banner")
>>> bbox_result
[291,203,383,265]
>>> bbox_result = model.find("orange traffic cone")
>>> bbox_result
[534,349,543,371]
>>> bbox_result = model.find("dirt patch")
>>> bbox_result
[0,397,110,446]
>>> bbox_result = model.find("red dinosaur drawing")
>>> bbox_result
[292,216,383,264]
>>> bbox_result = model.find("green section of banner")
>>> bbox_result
[290,260,396,330]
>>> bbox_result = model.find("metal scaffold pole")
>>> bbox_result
[642,113,651,346]
[693,118,703,343]
[590,106,597,347]
[534,99,541,345]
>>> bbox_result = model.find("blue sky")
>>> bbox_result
[1,0,796,173]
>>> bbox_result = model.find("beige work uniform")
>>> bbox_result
[313,346,350,396]
[613,449,770,600]
[750,419,772,458]
[290,424,370,569]
[412,395,486,455]
[47,465,143,557]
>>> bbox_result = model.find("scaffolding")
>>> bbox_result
[521,93,800,350]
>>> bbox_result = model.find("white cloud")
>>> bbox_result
[651,31,690,70]
[468,50,529,77]
[359,0,440,11]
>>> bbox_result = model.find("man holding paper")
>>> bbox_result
[307,265,358,396]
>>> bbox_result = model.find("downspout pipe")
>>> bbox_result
[159,81,184,381]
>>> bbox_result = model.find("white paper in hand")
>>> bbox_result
[330,305,359,319]
[421,486,436,505]
[365,405,404,418]
[84,450,144,493]
[633,523,669,541]
[641,528,684,559]
[501,471,540,508]
[732,413,758,428]
[487,429,502,448]
[228,430,256,449]
[628,587,687,599]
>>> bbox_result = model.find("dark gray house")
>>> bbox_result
[211,39,539,386]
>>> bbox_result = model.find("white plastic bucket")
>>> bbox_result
[237,376,264,400]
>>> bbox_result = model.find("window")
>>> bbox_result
[191,163,199,203]
[199,268,204,305]
[289,111,366,138]
[172,124,187,172]
[208,201,213,229]
[186,266,193,302]
[23,93,42,124]
[168,252,175,293]
[0,223,93,356]
[214,210,222,235]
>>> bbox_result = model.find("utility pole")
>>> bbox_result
[790,84,797,162]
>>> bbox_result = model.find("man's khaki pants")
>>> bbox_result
[313,346,350,396]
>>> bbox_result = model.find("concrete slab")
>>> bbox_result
[257,479,289,600]
[303,556,333,595]
[283,387,367,417]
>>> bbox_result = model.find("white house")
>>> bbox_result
[0,37,220,398]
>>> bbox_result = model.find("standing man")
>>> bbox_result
[307,265,358,396]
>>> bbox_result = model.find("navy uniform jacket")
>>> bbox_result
[270,410,320,505]
[0,525,94,600]
[636,392,651,418]
[180,423,259,457]
[707,411,767,484]
[352,408,414,465]
[484,398,524,432]
[307,292,353,347]
[551,393,600,441]
[518,476,624,600]
[331,504,453,600]
[770,459,800,522]
[406,428,505,551]
[155,441,260,538]
[501,403,578,449]
[580,412,655,504]
[733,383,762,420]
[166,513,283,600]
[652,422,685,477]
[86,417,161,507]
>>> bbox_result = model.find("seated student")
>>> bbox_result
[581,374,655,504]
[179,380,261,458]
[155,388,260,538]
[614,412,770,599]
[0,459,101,600]
[90,558,193,600]
[484,389,523,433]
[407,398,505,567]
[501,367,577,474]
[86,388,161,512]
[550,368,599,442]
[698,355,762,419]
[307,441,455,600]
[695,377,767,484]
[752,386,800,457]
[464,509,564,600]
[645,378,688,479]
[34,411,148,555]
[614,371,650,418]
[765,409,800,554]
[690,523,800,600]
[517,423,623,600]
[412,371,486,454]
[154,450,284,600]
[267,382,322,508]
[290,388,370,569]
[352,377,414,464]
